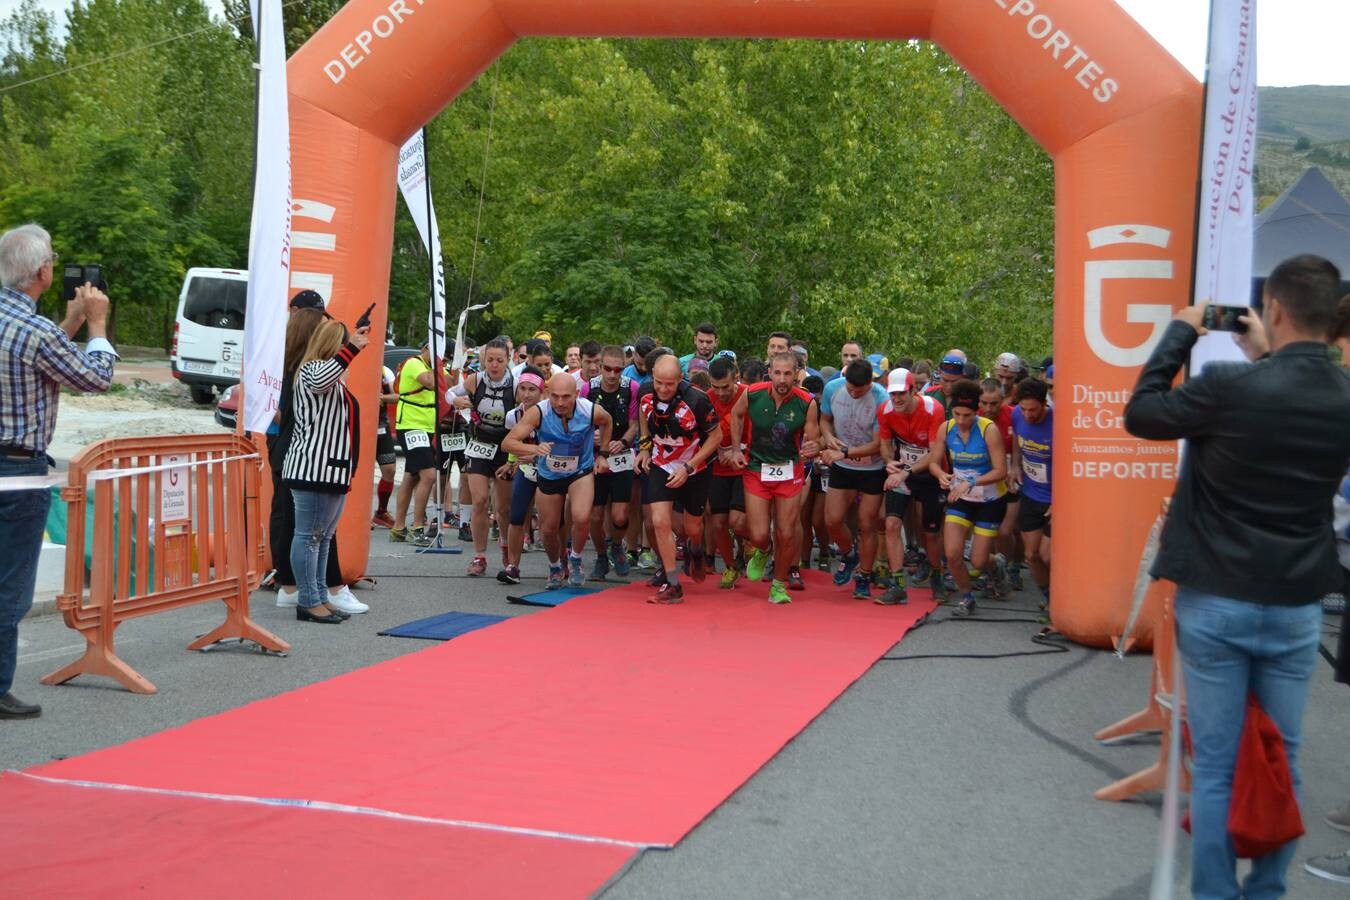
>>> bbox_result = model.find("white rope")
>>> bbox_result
[0,453,258,491]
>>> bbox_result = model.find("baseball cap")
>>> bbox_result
[1045,364,1055,380]
[939,353,965,375]
[532,330,553,343]
[1036,355,1054,372]
[995,352,1024,373]
[687,357,710,373]
[289,289,325,311]
[886,368,915,394]
[867,353,889,379]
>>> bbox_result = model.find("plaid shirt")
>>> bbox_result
[0,286,117,452]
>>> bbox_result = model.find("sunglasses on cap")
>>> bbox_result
[938,361,964,376]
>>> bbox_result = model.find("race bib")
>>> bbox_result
[465,438,497,460]
[1022,458,1048,484]
[545,454,580,475]
[442,432,468,453]
[761,462,792,483]
[402,430,430,451]
[377,425,387,436]
[608,450,634,473]
[819,471,830,491]
[955,467,992,503]
[896,442,925,467]
[519,463,537,482]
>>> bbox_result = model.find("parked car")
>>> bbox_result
[213,346,421,432]
[172,267,247,404]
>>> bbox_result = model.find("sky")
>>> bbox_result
[22,0,1349,87]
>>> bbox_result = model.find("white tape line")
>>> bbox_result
[0,453,259,491]
[12,771,663,850]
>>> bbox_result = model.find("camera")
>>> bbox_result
[61,264,107,303]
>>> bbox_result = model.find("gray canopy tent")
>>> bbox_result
[1250,166,1350,306]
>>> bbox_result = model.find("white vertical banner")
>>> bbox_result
[241,0,291,433]
[396,131,448,361]
[1190,0,1257,374]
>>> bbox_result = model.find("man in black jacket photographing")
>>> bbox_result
[1125,254,1350,899]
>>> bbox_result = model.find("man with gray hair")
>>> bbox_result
[0,223,117,719]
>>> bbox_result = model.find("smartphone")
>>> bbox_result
[61,265,84,302]
[1202,304,1249,334]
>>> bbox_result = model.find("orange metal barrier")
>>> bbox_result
[41,434,289,694]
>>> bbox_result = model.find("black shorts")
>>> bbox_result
[884,476,944,533]
[376,430,396,466]
[709,473,745,515]
[828,464,885,496]
[465,447,509,477]
[945,496,1008,536]
[809,464,827,494]
[441,450,466,472]
[538,469,593,497]
[645,465,712,517]
[594,470,634,507]
[1017,496,1051,536]
[1005,489,1021,504]
[399,430,436,473]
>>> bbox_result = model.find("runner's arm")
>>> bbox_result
[1009,430,1024,490]
[931,422,952,488]
[974,424,1008,486]
[501,406,544,459]
[801,399,821,459]
[725,390,749,467]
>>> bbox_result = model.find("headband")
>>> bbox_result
[951,397,979,411]
[518,372,545,389]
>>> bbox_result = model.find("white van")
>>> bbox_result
[171,267,248,404]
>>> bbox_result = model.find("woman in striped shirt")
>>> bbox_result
[283,319,369,624]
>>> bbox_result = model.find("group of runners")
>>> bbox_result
[373,324,1055,614]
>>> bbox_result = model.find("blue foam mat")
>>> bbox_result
[506,585,604,607]
[378,611,508,641]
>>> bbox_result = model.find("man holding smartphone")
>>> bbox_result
[1125,254,1350,899]
[0,224,117,720]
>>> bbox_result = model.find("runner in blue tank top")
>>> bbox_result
[933,380,1008,617]
[503,373,613,589]
[1010,376,1054,611]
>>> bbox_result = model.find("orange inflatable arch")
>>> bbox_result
[280,0,1200,647]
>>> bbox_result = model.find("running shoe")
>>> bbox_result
[457,523,473,542]
[994,554,1011,597]
[546,563,565,589]
[875,584,909,606]
[1305,851,1350,885]
[489,520,500,542]
[873,564,894,589]
[688,550,707,583]
[833,551,860,586]
[767,580,792,605]
[647,582,684,604]
[568,554,585,587]
[746,548,770,583]
[953,593,977,617]
[903,546,922,569]
[719,568,742,590]
[637,549,658,570]
[389,527,408,543]
[590,554,610,582]
[786,566,806,591]
[610,542,631,576]
[1009,566,1024,592]
[815,552,831,573]
[496,565,521,585]
[409,527,434,548]
[910,559,932,584]
[466,555,488,576]
[852,574,872,600]
[675,539,686,562]
[929,568,946,601]
[371,511,396,529]
[647,569,668,587]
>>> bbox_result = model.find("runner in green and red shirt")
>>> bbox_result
[726,352,821,605]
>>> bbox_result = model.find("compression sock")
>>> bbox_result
[377,478,393,513]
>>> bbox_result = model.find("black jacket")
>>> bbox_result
[1124,321,1350,605]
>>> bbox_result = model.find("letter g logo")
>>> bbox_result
[1084,225,1174,368]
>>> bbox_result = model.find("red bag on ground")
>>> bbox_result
[1181,693,1305,858]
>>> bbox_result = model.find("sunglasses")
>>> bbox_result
[938,362,964,375]
[601,364,624,374]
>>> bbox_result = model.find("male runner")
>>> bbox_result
[503,373,612,588]
[391,343,441,546]
[876,368,946,604]
[766,331,792,359]
[564,343,582,373]
[727,352,821,604]
[372,365,399,528]
[679,322,719,374]
[636,356,721,603]
[707,355,749,588]
[580,345,639,579]
[1010,377,1053,609]
[574,340,603,385]
[820,359,888,599]
[994,352,1025,397]
[980,377,1020,595]
[840,341,864,371]
[933,380,1009,617]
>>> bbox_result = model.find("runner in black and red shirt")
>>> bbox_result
[707,355,750,589]
[636,356,721,603]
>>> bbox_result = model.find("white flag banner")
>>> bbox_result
[1190,0,1257,374]
[241,0,291,433]
[396,131,448,361]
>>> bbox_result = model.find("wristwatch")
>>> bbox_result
[683,462,695,474]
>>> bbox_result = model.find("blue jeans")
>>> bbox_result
[289,490,345,609]
[0,456,53,696]
[1175,589,1321,900]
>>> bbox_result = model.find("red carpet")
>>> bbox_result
[23,570,932,891]
[0,771,633,899]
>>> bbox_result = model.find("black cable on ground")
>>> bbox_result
[878,611,1070,661]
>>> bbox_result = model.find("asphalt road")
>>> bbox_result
[7,538,1350,899]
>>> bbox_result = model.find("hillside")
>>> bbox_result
[1258,85,1350,144]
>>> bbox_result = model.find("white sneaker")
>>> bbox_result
[275,588,299,608]
[328,586,369,615]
